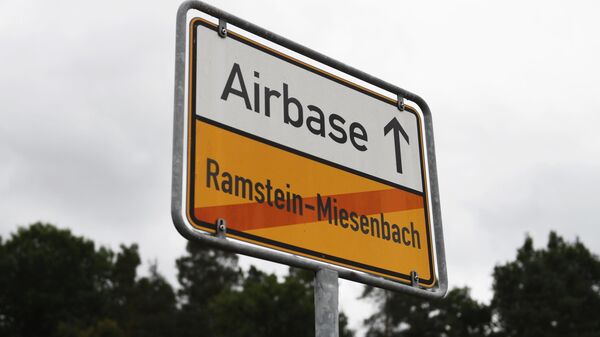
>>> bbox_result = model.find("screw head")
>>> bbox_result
[411,271,419,286]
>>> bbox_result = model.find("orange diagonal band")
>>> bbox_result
[194,187,424,232]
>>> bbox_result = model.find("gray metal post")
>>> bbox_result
[315,269,339,337]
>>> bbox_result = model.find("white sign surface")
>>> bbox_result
[194,22,425,193]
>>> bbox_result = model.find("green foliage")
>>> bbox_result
[0,223,178,337]
[339,311,355,337]
[79,319,126,337]
[0,224,356,337]
[121,264,177,337]
[57,319,126,337]
[208,266,354,337]
[176,240,242,304]
[174,240,242,337]
[113,244,141,297]
[208,266,314,337]
[362,286,490,337]
[109,244,140,332]
[492,232,600,337]
[13,223,600,336]
[0,223,114,337]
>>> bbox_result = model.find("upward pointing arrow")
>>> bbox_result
[384,117,410,174]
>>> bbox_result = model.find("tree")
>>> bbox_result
[123,263,178,337]
[57,319,125,337]
[0,223,178,337]
[339,312,354,337]
[492,232,600,337]
[209,266,354,337]
[208,266,313,337]
[362,286,490,337]
[175,240,242,337]
[109,244,141,333]
[0,223,114,337]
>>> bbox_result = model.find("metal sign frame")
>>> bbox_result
[172,0,447,299]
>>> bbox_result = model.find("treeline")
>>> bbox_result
[1,223,600,337]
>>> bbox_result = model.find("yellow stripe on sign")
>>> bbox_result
[191,119,433,285]
[195,119,392,208]
[247,208,430,281]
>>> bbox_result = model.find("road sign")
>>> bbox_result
[172,4,446,296]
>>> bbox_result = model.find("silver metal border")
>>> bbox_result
[172,0,447,299]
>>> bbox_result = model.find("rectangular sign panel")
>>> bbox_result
[183,18,435,287]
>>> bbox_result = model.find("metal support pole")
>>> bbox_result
[315,269,339,337]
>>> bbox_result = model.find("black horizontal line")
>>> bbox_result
[195,115,424,196]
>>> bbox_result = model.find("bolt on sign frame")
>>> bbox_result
[172,0,447,299]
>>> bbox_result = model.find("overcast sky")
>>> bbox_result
[1,0,599,334]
